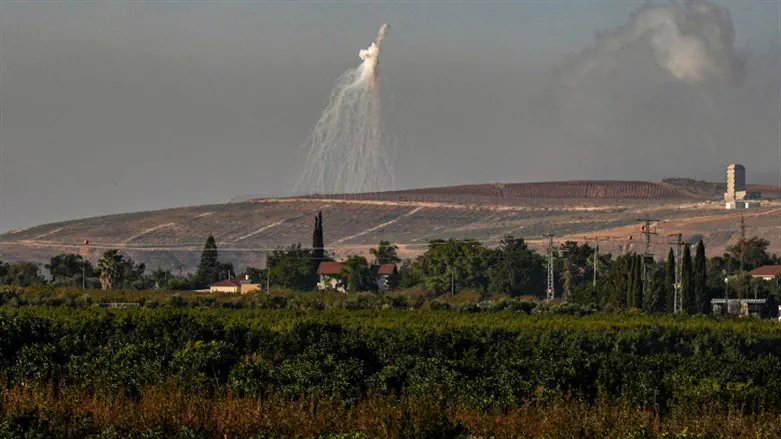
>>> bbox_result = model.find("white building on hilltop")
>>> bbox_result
[724,163,760,209]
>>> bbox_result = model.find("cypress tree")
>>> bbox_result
[694,241,708,314]
[312,211,325,270]
[633,254,643,309]
[195,235,219,288]
[681,244,694,314]
[645,262,664,313]
[665,248,675,313]
[628,255,635,308]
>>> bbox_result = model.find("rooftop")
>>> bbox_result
[749,265,781,278]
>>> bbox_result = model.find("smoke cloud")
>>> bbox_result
[508,0,774,183]
[563,1,745,85]
[294,24,393,195]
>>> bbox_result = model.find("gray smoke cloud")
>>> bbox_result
[562,0,745,86]
[514,0,773,183]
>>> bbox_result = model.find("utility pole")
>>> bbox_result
[544,234,555,301]
[668,233,683,315]
[637,219,658,305]
[582,236,608,288]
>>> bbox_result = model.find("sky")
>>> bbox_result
[1,1,779,232]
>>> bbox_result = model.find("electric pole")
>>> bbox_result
[636,219,658,306]
[544,234,555,301]
[668,233,683,315]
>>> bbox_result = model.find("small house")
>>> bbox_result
[210,276,261,294]
[317,261,347,292]
[749,265,781,281]
[373,263,398,292]
[316,261,398,292]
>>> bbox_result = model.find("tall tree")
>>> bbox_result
[487,236,546,297]
[694,241,708,314]
[665,248,676,313]
[312,211,325,269]
[627,254,643,309]
[370,240,401,265]
[195,235,219,288]
[267,244,317,291]
[644,262,664,313]
[681,244,694,314]
[415,239,490,295]
[727,237,772,271]
[46,254,88,281]
[98,250,125,290]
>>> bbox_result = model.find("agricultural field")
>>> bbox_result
[3,287,781,437]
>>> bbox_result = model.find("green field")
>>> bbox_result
[2,289,781,438]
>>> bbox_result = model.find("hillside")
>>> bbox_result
[1,179,780,271]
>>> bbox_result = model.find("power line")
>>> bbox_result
[637,219,658,306]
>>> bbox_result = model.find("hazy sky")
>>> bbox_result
[1,1,779,231]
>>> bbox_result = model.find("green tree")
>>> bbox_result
[195,235,219,288]
[267,244,316,291]
[312,211,325,269]
[340,255,376,293]
[217,262,236,281]
[370,240,401,265]
[694,241,708,314]
[681,244,694,314]
[627,254,642,309]
[415,239,490,295]
[487,236,546,297]
[1,261,45,286]
[605,253,632,308]
[98,250,125,290]
[727,237,772,271]
[45,253,92,282]
[644,262,664,312]
[665,248,675,313]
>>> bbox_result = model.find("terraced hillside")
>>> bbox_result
[1,180,780,271]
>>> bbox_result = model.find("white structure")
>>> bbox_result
[724,163,760,209]
[316,261,397,292]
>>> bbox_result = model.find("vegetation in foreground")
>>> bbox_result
[3,307,781,437]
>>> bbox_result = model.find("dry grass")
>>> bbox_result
[4,384,781,438]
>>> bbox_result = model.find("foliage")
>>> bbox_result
[370,240,401,265]
[413,239,491,295]
[727,236,774,271]
[487,236,546,297]
[267,245,317,291]
[0,261,45,287]
[340,256,376,293]
[195,235,219,288]
[693,241,708,314]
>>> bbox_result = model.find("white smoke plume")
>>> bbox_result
[560,0,745,85]
[516,0,767,181]
[294,24,393,195]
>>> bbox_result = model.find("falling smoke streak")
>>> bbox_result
[294,24,393,195]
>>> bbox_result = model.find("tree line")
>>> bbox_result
[2,211,779,314]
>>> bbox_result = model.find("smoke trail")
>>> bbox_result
[294,24,393,195]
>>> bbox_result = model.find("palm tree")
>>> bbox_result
[98,249,125,290]
[370,241,401,265]
[340,255,375,293]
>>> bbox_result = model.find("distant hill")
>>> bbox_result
[1,179,780,272]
